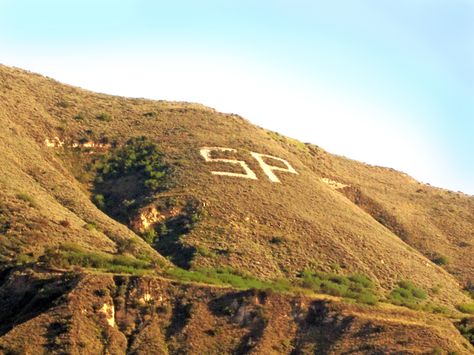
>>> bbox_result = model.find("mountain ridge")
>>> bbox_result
[0,63,473,354]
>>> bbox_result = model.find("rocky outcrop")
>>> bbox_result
[44,137,65,148]
[99,303,116,328]
[129,205,181,233]
[44,137,111,150]
[321,177,349,190]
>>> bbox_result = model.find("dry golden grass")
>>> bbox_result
[0,64,473,353]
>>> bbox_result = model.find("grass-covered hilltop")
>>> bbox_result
[0,64,473,354]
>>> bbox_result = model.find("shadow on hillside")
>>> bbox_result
[0,270,79,337]
[208,290,270,354]
[153,211,198,269]
[291,300,354,354]
[165,299,193,340]
[340,186,409,241]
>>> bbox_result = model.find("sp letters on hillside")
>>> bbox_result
[44,138,298,183]
[200,147,298,183]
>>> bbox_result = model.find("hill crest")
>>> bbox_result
[0,64,473,354]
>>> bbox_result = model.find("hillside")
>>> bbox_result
[0,64,473,354]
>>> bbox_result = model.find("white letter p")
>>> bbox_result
[250,152,298,183]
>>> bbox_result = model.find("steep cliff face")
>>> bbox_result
[0,270,471,355]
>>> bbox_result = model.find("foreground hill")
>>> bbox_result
[0,271,471,354]
[0,64,473,354]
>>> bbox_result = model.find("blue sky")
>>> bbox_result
[1,0,473,194]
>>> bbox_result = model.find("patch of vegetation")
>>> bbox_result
[95,136,170,191]
[457,303,474,314]
[14,253,35,265]
[195,245,217,258]
[286,137,308,152]
[141,228,157,245]
[424,303,450,314]
[330,263,343,273]
[168,268,379,305]
[431,284,443,294]
[57,100,70,108]
[432,254,449,266]
[297,270,378,305]
[269,236,285,245]
[40,244,154,275]
[388,280,428,310]
[16,193,36,207]
[466,283,474,299]
[111,238,136,257]
[96,112,112,121]
[267,130,308,152]
[84,222,97,231]
[73,112,85,120]
[456,318,474,345]
[92,136,171,220]
[167,267,292,292]
[92,194,105,210]
[430,347,444,355]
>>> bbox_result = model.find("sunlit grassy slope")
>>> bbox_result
[0,64,473,354]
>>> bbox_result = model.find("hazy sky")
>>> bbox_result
[1,0,473,194]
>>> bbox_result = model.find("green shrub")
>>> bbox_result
[57,100,70,108]
[320,279,347,296]
[158,223,169,236]
[141,228,157,244]
[269,236,284,245]
[457,303,474,314]
[349,274,374,288]
[432,254,449,266]
[426,304,449,314]
[116,238,139,254]
[355,292,378,305]
[73,112,85,120]
[92,194,105,210]
[84,222,97,231]
[431,284,442,294]
[15,254,35,265]
[40,244,153,275]
[456,318,474,345]
[166,267,292,292]
[16,193,35,206]
[96,112,112,121]
[121,199,136,209]
[195,245,216,258]
[297,270,378,304]
[389,280,427,309]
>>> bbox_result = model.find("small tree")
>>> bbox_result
[141,228,157,245]
[92,194,105,210]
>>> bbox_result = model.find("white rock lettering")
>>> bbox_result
[200,147,298,183]
[200,147,258,180]
[250,152,298,183]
